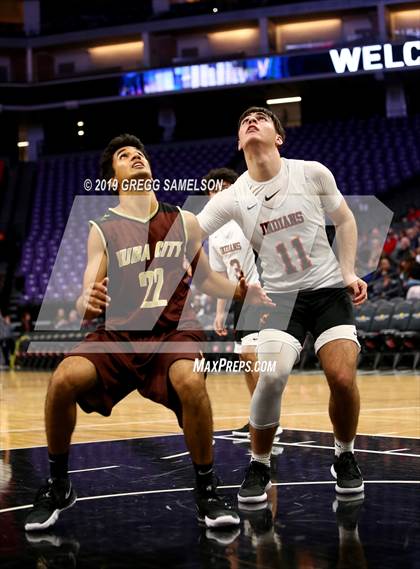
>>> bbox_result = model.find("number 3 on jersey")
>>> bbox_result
[138,268,168,308]
[229,258,242,278]
[276,237,312,275]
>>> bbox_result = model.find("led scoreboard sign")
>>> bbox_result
[120,56,287,96]
[119,41,420,97]
[330,41,420,73]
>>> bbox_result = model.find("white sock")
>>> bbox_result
[251,452,271,467]
[335,438,355,457]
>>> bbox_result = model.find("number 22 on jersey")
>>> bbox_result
[138,268,168,308]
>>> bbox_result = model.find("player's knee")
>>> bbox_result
[173,373,206,405]
[240,349,256,365]
[327,369,356,393]
[49,364,76,397]
[49,359,89,399]
[259,368,288,397]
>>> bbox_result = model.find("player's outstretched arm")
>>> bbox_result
[183,211,273,306]
[76,225,110,319]
[214,281,228,336]
[328,200,368,306]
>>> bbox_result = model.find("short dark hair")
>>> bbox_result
[204,167,238,185]
[238,106,286,142]
[100,134,150,180]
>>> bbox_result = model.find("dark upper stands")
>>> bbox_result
[17,115,420,302]
[40,0,153,35]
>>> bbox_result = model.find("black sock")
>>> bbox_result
[48,452,69,480]
[193,462,214,491]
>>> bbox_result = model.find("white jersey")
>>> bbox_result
[197,158,344,293]
[208,219,259,284]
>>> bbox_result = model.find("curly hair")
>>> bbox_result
[100,134,151,180]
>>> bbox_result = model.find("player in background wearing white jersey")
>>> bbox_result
[204,167,282,440]
[197,107,367,501]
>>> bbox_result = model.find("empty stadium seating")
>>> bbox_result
[356,298,420,369]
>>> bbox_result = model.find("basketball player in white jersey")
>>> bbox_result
[197,107,367,500]
[205,167,282,439]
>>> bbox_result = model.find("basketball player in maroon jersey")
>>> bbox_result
[24,134,273,532]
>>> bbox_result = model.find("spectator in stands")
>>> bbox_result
[372,257,397,279]
[392,236,412,264]
[21,311,32,333]
[370,273,403,300]
[366,238,384,273]
[406,206,420,222]
[406,226,419,250]
[158,106,176,142]
[368,256,399,297]
[383,229,398,256]
[66,309,80,330]
[406,257,420,291]
[407,285,420,299]
[0,312,13,368]
[54,308,68,330]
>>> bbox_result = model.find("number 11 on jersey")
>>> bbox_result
[276,237,312,275]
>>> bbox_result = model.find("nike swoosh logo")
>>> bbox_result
[265,190,280,202]
[247,203,257,210]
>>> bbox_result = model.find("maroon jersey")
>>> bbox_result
[91,202,197,331]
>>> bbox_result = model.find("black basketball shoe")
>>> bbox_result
[195,483,240,528]
[238,461,272,503]
[331,452,364,494]
[25,478,77,532]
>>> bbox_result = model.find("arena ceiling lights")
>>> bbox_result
[266,97,302,105]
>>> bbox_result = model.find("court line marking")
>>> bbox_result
[3,427,419,452]
[280,427,420,440]
[0,432,182,451]
[2,480,419,515]
[2,407,418,434]
[0,415,253,435]
[160,438,215,460]
[68,465,119,473]
[161,451,190,460]
[215,435,420,457]
[160,434,419,459]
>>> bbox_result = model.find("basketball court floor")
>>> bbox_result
[1,370,419,568]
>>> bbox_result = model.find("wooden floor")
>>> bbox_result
[1,370,419,450]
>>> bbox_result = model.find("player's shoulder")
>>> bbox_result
[220,176,243,199]
[212,218,235,239]
[95,209,113,224]
[302,160,333,178]
[300,160,336,188]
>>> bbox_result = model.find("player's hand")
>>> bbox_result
[81,277,111,316]
[346,277,368,306]
[237,273,274,307]
[214,313,227,336]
